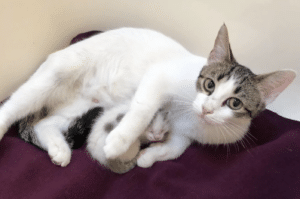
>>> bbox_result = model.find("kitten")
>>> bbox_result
[87,103,170,174]
[17,102,169,172]
[0,24,295,169]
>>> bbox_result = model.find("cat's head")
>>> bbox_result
[193,24,296,144]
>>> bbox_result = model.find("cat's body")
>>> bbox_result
[0,25,295,170]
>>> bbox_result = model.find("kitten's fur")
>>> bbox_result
[0,24,295,170]
[87,103,170,173]
[18,107,103,150]
[17,102,170,173]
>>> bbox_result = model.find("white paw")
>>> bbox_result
[137,149,155,168]
[48,141,71,167]
[104,129,130,159]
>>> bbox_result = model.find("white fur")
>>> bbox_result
[87,102,170,166]
[0,27,293,168]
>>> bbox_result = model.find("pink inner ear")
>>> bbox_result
[259,70,296,105]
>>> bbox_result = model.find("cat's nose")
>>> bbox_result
[154,134,163,140]
[202,106,214,115]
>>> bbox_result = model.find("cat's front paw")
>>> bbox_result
[137,149,156,168]
[104,129,130,159]
[48,141,72,167]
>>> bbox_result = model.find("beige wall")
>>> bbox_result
[0,0,299,120]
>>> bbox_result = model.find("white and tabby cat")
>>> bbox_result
[0,24,295,169]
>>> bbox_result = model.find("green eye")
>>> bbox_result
[226,98,243,110]
[203,78,215,93]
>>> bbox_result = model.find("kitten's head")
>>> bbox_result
[145,108,170,142]
[193,24,296,144]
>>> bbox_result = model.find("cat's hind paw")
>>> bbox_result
[137,149,156,168]
[104,129,131,159]
[48,141,72,167]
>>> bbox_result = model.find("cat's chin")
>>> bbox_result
[199,117,252,145]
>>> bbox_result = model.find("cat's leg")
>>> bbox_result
[0,74,55,140]
[0,51,83,140]
[137,133,192,168]
[34,115,72,167]
[104,69,170,159]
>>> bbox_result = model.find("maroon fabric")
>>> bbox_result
[0,109,300,199]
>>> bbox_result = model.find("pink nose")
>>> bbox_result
[154,134,162,140]
[202,107,214,115]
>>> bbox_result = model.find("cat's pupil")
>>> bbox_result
[226,98,243,110]
[233,98,240,107]
[208,81,214,88]
[204,78,215,93]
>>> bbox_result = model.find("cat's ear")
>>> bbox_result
[208,24,236,65]
[255,70,296,105]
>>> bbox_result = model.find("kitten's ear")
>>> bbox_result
[208,24,236,65]
[255,70,296,105]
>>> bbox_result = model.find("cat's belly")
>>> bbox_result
[81,83,137,109]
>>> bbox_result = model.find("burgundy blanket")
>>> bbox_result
[0,32,299,199]
[1,110,299,199]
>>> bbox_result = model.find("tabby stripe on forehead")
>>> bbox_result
[234,86,242,94]
[226,66,237,77]
[217,74,225,81]
[239,77,247,84]
[218,66,237,81]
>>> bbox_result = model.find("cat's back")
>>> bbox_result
[69,28,189,61]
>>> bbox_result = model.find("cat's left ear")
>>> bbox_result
[255,70,296,105]
[208,24,236,65]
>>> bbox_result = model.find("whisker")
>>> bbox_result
[217,126,230,160]
[222,125,240,154]
[226,121,256,147]
[222,123,247,150]
[225,123,254,156]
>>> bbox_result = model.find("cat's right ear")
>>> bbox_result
[208,24,236,65]
[255,69,296,105]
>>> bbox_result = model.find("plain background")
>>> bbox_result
[0,0,299,121]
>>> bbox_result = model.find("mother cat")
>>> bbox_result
[0,24,295,168]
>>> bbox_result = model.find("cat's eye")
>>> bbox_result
[203,78,215,93]
[226,98,243,110]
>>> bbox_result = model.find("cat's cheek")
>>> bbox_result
[216,107,235,122]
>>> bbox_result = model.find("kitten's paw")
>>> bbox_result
[104,129,130,159]
[48,141,71,167]
[137,149,156,168]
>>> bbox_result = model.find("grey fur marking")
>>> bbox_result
[104,123,115,133]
